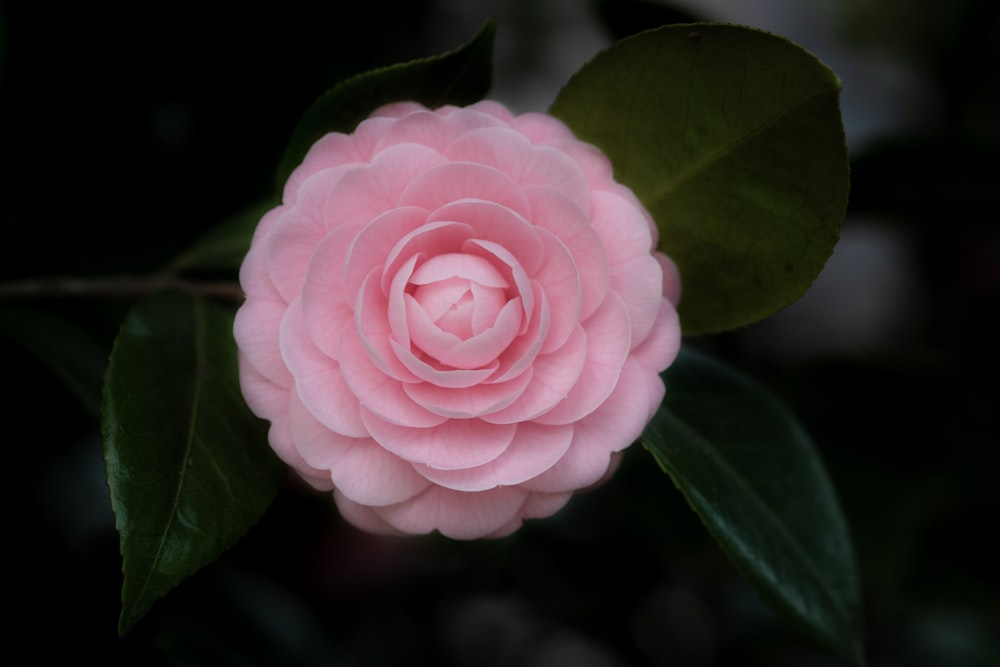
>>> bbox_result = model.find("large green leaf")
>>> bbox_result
[275,19,495,188]
[642,348,864,664]
[102,290,285,636]
[551,24,848,334]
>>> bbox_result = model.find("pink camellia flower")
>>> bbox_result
[234,100,682,539]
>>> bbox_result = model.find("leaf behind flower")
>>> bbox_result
[102,290,285,636]
[275,19,496,189]
[551,24,849,334]
[163,199,277,275]
[642,348,864,664]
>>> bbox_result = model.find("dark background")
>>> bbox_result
[2,1,998,665]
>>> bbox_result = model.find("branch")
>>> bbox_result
[0,276,245,301]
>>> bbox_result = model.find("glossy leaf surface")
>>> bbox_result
[551,24,848,334]
[102,290,285,635]
[642,348,864,663]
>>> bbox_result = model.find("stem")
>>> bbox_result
[0,275,245,301]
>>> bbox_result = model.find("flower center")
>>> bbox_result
[408,253,510,342]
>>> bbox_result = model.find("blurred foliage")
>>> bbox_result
[2,0,998,665]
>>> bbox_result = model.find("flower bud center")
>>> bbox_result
[407,252,511,341]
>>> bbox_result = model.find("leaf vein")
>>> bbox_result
[642,85,835,207]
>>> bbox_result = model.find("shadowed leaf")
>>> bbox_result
[642,348,864,664]
[102,290,285,635]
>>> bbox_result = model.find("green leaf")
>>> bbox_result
[275,18,495,188]
[102,290,285,636]
[164,199,277,275]
[551,24,848,334]
[642,348,864,664]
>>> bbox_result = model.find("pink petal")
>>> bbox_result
[484,491,573,537]
[334,493,407,536]
[549,138,616,192]
[374,485,530,540]
[465,100,517,124]
[386,254,418,349]
[409,278,506,338]
[274,430,335,491]
[278,297,326,376]
[623,354,666,428]
[657,251,683,307]
[295,369,368,440]
[372,107,505,154]
[236,363,330,487]
[425,199,544,276]
[627,354,668,422]
[247,206,286,247]
[488,282,549,384]
[521,358,652,493]
[525,187,609,320]
[338,325,448,428]
[462,239,534,327]
[238,221,283,306]
[406,294,521,369]
[409,252,509,288]
[630,297,681,375]
[469,282,510,335]
[279,298,368,438]
[356,269,419,382]
[509,111,576,146]
[282,134,364,203]
[390,338,498,388]
[348,116,397,159]
[234,296,292,388]
[413,422,573,492]
[301,223,364,360]
[591,190,664,347]
[320,167,397,231]
[381,220,475,295]
[445,127,592,213]
[611,182,660,246]
[266,208,325,302]
[534,292,631,425]
[368,142,449,202]
[481,325,588,424]
[361,411,516,470]
[520,442,609,495]
[236,354,291,424]
[397,162,532,220]
[289,113,399,188]
[289,163,357,224]
[615,253,664,349]
[519,491,574,519]
[289,393,430,506]
[403,368,534,419]
[343,205,430,299]
[532,227,581,354]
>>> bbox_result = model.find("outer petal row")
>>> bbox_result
[334,484,572,540]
